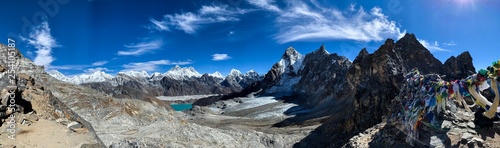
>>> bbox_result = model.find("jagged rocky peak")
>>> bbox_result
[443,51,475,80]
[396,33,416,45]
[245,70,259,77]
[279,47,304,74]
[358,48,369,57]
[209,71,224,79]
[283,46,300,59]
[228,69,242,77]
[309,44,330,56]
[395,33,428,52]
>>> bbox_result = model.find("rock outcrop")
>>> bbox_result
[293,33,476,147]
[443,51,476,81]
[0,44,104,147]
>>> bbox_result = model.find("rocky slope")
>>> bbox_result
[0,43,308,147]
[195,33,478,147]
[346,70,500,148]
[0,44,103,147]
[294,33,476,147]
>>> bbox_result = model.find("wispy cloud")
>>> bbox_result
[268,1,405,43]
[91,61,108,66]
[246,0,281,12]
[117,39,164,56]
[150,5,246,34]
[122,59,193,72]
[212,53,232,61]
[84,67,112,74]
[49,60,112,70]
[49,65,89,70]
[21,21,59,67]
[149,18,169,31]
[418,39,450,52]
[443,41,457,46]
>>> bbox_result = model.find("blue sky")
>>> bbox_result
[1,0,499,76]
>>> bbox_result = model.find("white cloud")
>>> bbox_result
[91,61,108,66]
[212,53,231,61]
[48,60,110,70]
[349,3,357,12]
[443,41,457,46]
[122,59,192,72]
[84,67,112,74]
[199,5,249,15]
[117,39,163,56]
[418,39,450,52]
[272,1,406,43]
[21,21,59,67]
[149,18,169,31]
[246,0,281,12]
[48,65,89,70]
[152,5,245,34]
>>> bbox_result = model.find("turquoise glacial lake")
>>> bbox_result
[170,103,193,111]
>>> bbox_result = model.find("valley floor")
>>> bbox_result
[183,96,320,136]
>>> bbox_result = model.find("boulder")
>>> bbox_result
[67,121,83,130]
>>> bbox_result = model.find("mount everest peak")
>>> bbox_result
[164,65,202,79]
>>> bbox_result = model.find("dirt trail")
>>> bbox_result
[0,119,95,148]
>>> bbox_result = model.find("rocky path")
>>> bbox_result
[0,119,95,148]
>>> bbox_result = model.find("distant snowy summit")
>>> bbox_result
[48,65,259,85]
[48,70,113,84]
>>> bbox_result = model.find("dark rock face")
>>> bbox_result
[211,33,473,147]
[293,45,352,108]
[260,47,303,89]
[294,33,476,147]
[194,33,477,147]
[443,51,476,80]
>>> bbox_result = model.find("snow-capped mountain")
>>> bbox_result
[68,70,113,84]
[119,70,149,78]
[48,66,261,86]
[49,70,113,84]
[228,69,242,79]
[209,71,224,79]
[244,70,260,79]
[164,65,202,80]
[263,47,304,94]
[277,47,304,75]
[48,70,71,82]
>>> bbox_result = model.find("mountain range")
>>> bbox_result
[2,33,492,147]
[48,66,263,99]
[194,33,477,147]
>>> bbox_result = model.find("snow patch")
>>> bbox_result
[254,103,297,119]
[266,76,302,95]
[223,96,277,112]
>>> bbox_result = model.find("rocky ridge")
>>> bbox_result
[0,43,308,147]
[194,33,479,147]
[54,67,263,100]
